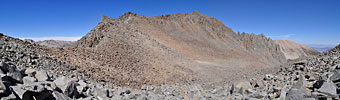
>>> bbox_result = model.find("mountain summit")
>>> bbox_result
[44,12,312,88]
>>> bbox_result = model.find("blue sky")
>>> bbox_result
[0,0,339,45]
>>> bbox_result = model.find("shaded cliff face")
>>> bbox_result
[274,40,319,60]
[49,11,288,87]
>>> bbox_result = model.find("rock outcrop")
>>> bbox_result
[275,40,319,60]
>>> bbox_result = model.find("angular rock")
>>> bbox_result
[35,70,49,82]
[286,75,307,100]
[7,71,23,83]
[23,76,37,84]
[10,84,25,99]
[54,76,79,98]
[318,81,337,97]
[330,71,340,82]
[285,88,305,100]
[0,62,10,73]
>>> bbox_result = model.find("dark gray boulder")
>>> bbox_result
[54,76,79,98]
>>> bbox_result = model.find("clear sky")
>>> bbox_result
[0,0,339,45]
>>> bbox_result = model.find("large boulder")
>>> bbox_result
[54,76,79,98]
[285,88,306,100]
[7,71,23,83]
[0,62,11,73]
[318,81,337,97]
[10,84,25,99]
[286,76,308,100]
[0,62,23,83]
[330,71,340,82]
[22,76,37,85]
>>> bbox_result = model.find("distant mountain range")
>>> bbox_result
[307,44,336,52]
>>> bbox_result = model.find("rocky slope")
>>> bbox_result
[0,33,115,99]
[275,40,319,60]
[44,11,287,88]
[1,31,339,99]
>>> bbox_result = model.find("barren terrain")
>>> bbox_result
[43,12,290,88]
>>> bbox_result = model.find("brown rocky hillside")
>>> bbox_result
[44,11,287,88]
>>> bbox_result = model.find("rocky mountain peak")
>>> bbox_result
[191,11,201,15]
[68,12,295,88]
[100,15,114,22]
